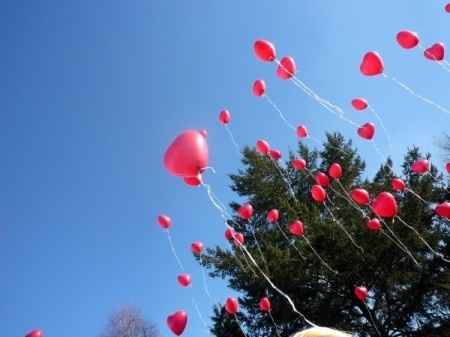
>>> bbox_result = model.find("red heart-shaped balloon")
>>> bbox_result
[372,192,398,218]
[315,172,330,188]
[158,214,172,229]
[391,178,406,191]
[351,188,370,205]
[354,286,368,302]
[238,203,253,220]
[253,79,266,97]
[311,184,327,203]
[289,220,304,237]
[191,241,203,255]
[225,297,239,314]
[254,40,277,62]
[435,202,450,219]
[297,125,308,138]
[292,158,307,171]
[357,122,375,140]
[411,159,430,174]
[267,209,279,223]
[351,98,368,111]
[360,51,384,76]
[259,297,272,312]
[218,110,231,125]
[26,330,43,337]
[328,163,342,180]
[256,139,270,155]
[164,130,208,178]
[424,43,445,61]
[396,31,419,49]
[233,232,245,246]
[269,149,282,161]
[277,56,296,80]
[225,227,235,241]
[177,274,192,287]
[167,310,188,336]
[367,218,381,232]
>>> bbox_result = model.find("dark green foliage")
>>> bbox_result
[200,133,450,337]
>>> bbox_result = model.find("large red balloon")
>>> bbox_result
[254,40,276,62]
[315,172,330,188]
[424,43,445,61]
[360,51,384,76]
[391,178,406,192]
[225,297,239,314]
[238,203,254,220]
[289,220,305,237]
[411,159,430,174]
[225,227,236,241]
[269,149,282,161]
[183,175,202,187]
[277,56,296,79]
[396,31,419,49]
[446,162,450,174]
[357,122,375,140]
[292,158,307,171]
[167,310,188,336]
[177,274,192,287]
[296,125,308,138]
[259,297,272,312]
[435,202,450,219]
[25,330,43,337]
[256,139,270,155]
[372,192,398,218]
[267,209,279,223]
[351,188,370,205]
[164,130,208,178]
[367,218,381,232]
[191,241,204,255]
[311,185,327,203]
[328,163,343,180]
[354,286,368,302]
[351,98,368,111]
[219,110,231,125]
[253,80,266,97]
[158,214,172,229]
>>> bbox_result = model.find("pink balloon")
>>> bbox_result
[253,80,266,97]
[297,125,308,138]
[191,241,203,255]
[269,149,282,161]
[411,159,430,174]
[225,227,235,241]
[351,188,370,205]
[354,286,368,302]
[372,192,398,218]
[351,98,368,111]
[391,178,406,192]
[357,122,375,140]
[435,202,450,219]
[328,163,343,180]
[164,130,208,178]
[315,172,330,188]
[360,51,384,76]
[254,40,276,62]
[225,297,239,314]
[424,43,445,61]
[259,297,272,312]
[233,233,245,246]
[367,218,381,232]
[177,274,192,287]
[292,158,307,171]
[26,330,43,337]
[289,220,304,237]
[256,139,270,155]
[267,209,279,223]
[238,203,254,220]
[158,214,172,229]
[311,184,327,203]
[167,310,188,336]
[277,56,296,79]
[396,31,419,49]
[219,110,231,125]
[183,175,202,187]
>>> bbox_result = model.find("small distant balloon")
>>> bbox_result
[311,185,327,203]
[225,297,239,314]
[367,218,381,232]
[354,286,368,302]
[297,125,308,138]
[238,203,254,220]
[357,122,375,140]
[259,297,272,312]
[269,149,282,161]
[292,158,307,171]
[254,40,276,62]
[256,139,270,155]
[351,188,370,206]
[435,202,450,219]
[267,209,280,223]
[253,80,266,97]
[315,172,330,188]
[158,214,172,229]
[351,98,368,111]
[25,330,43,337]
[396,31,419,49]
[191,241,203,255]
[411,159,430,174]
[177,274,192,287]
[289,220,305,237]
[219,110,231,125]
[424,43,445,61]
[277,56,296,79]
[328,163,342,180]
[391,178,406,192]
[360,51,384,76]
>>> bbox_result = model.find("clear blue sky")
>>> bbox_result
[1,1,449,336]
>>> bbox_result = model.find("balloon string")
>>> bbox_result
[268,311,282,337]
[395,216,450,263]
[165,228,185,271]
[303,236,338,274]
[192,297,213,336]
[308,135,352,157]
[237,244,260,278]
[405,188,430,205]
[367,105,393,153]
[248,222,271,274]
[272,160,298,201]
[274,221,306,261]
[233,314,248,337]
[224,125,242,158]
[383,73,450,117]
[264,94,296,131]
[199,253,215,305]
[362,301,382,337]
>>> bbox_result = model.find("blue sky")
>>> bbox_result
[1,1,449,336]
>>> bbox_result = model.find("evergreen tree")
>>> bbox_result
[200,133,450,337]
